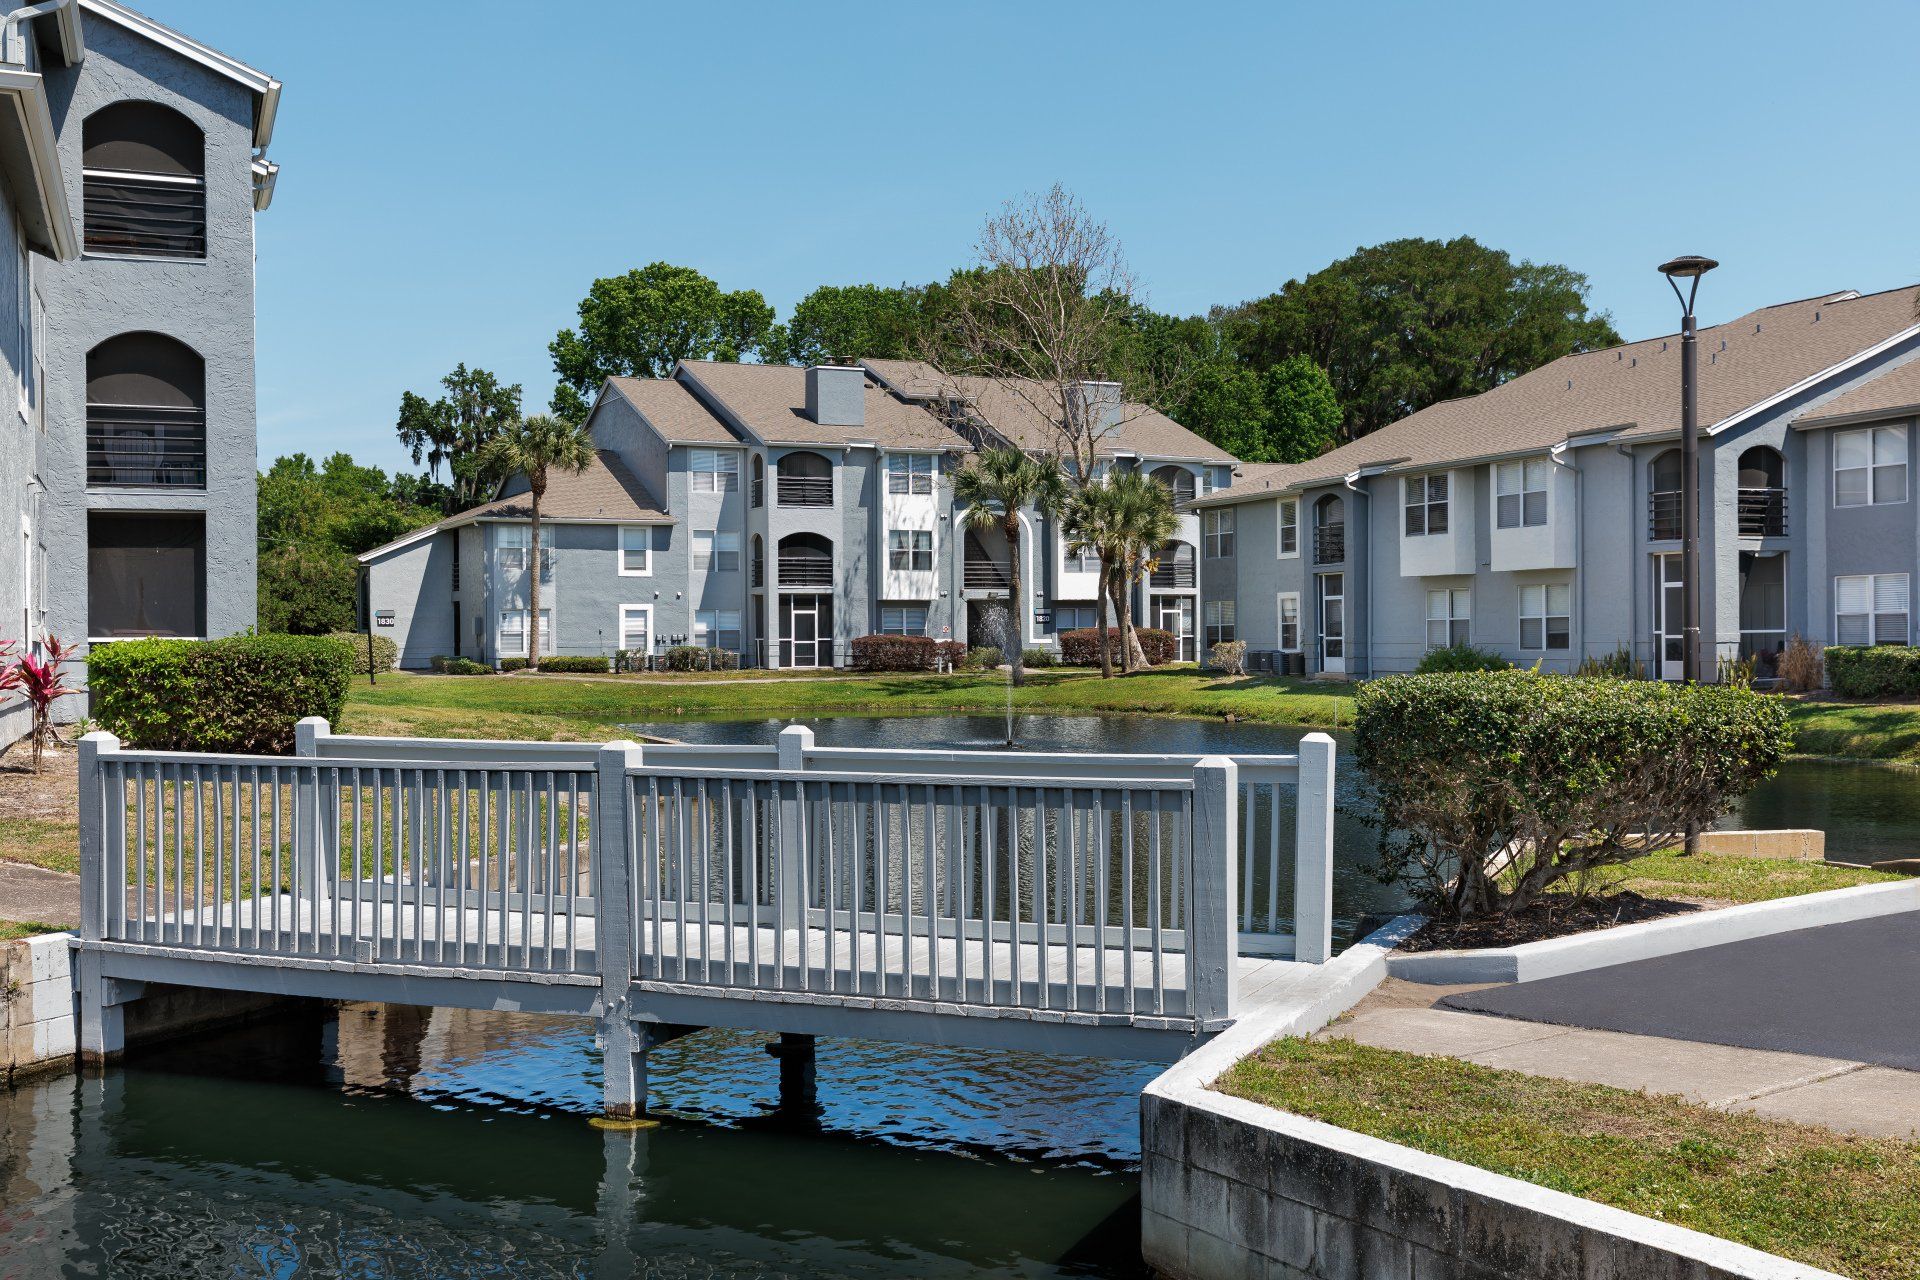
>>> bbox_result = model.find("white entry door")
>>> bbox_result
[1319,574,1346,674]
[1654,553,1684,681]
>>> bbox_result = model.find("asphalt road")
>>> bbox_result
[1440,911,1920,1071]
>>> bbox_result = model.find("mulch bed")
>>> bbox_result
[1398,890,1722,952]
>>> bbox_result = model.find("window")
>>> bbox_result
[888,529,933,572]
[1834,426,1908,508]
[1425,588,1470,649]
[1278,593,1300,652]
[1204,599,1236,647]
[1404,473,1449,537]
[695,608,743,653]
[751,455,765,507]
[1279,500,1298,557]
[1203,508,1235,558]
[694,529,740,572]
[879,605,929,635]
[888,453,935,495]
[617,525,651,575]
[691,449,739,493]
[1209,465,1233,492]
[82,102,206,259]
[497,608,554,656]
[1519,583,1571,651]
[1496,458,1550,529]
[1053,604,1100,633]
[618,604,652,653]
[494,525,551,579]
[1835,573,1910,647]
[86,332,206,488]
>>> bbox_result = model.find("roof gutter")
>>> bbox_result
[1,0,78,66]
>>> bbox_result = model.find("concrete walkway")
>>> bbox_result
[1323,980,1920,1139]
[0,860,79,927]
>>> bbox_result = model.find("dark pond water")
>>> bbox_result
[0,1003,1158,1278]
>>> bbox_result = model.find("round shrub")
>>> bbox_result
[326,631,397,675]
[1021,647,1057,669]
[1208,640,1248,675]
[1355,670,1792,919]
[90,634,355,754]
[852,634,939,672]
[1414,643,1509,674]
[964,645,1003,670]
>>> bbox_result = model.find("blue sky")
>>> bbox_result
[150,0,1920,475]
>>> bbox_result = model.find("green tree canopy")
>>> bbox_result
[257,452,439,635]
[395,364,523,514]
[549,263,775,418]
[765,283,932,367]
[1219,236,1621,441]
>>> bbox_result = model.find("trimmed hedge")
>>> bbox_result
[534,655,611,674]
[1058,626,1176,666]
[500,656,530,672]
[1415,643,1509,674]
[1825,645,1920,699]
[90,634,355,753]
[326,631,398,675]
[852,634,939,671]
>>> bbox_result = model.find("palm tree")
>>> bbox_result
[953,447,1067,686]
[1110,470,1179,672]
[478,414,595,668]
[1062,482,1128,679]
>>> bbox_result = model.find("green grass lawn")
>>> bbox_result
[1787,696,1920,765]
[341,668,1356,740]
[1219,1037,1920,1280]
[1594,849,1903,903]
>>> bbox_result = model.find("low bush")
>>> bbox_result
[662,646,740,672]
[851,634,939,672]
[499,657,530,672]
[90,634,355,753]
[1355,670,1792,920]
[1208,640,1248,675]
[535,655,611,674]
[1573,645,1641,679]
[1825,645,1920,699]
[1058,626,1177,667]
[613,649,641,673]
[437,657,490,675]
[1779,634,1824,693]
[964,645,1003,670]
[1416,643,1509,674]
[1021,647,1057,668]
[326,631,398,675]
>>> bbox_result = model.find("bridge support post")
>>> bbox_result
[594,739,647,1119]
[767,1032,816,1111]
[601,1004,648,1120]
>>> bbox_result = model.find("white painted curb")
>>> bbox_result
[1386,878,1920,985]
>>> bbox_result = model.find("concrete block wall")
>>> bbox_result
[2,932,75,1082]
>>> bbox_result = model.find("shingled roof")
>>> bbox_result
[603,375,741,445]
[678,361,965,450]
[1796,351,1920,428]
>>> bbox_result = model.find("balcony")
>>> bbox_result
[1648,489,1682,541]
[777,476,832,507]
[1312,522,1345,566]
[87,406,207,488]
[777,554,833,588]
[1738,487,1787,538]
[1149,560,1195,589]
[964,557,1012,591]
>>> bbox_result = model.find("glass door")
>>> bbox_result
[1654,553,1684,680]
[1154,594,1196,662]
[1318,574,1345,674]
[782,594,832,668]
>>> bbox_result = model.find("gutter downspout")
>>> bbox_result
[1343,471,1370,679]
[1,0,75,66]
[1550,442,1581,672]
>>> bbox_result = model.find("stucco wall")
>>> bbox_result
[365,534,455,668]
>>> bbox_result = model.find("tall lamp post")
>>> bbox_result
[1659,255,1718,684]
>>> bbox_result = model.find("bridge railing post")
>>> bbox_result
[776,725,813,936]
[76,730,125,1062]
[1292,732,1336,964]
[594,739,646,1118]
[295,717,335,898]
[1190,756,1238,1024]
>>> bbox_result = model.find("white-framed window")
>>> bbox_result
[1208,464,1233,493]
[493,525,551,579]
[887,453,935,495]
[694,529,740,572]
[1278,499,1298,557]
[1405,473,1449,537]
[1835,573,1910,646]
[1278,592,1301,652]
[497,607,553,656]
[1834,426,1908,508]
[690,449,739,493]
[1496,459,1549,529]
[879,604,929,635]
[694,608,743,652]
[618,603,652,653]
[1518,583,1571,651]
[617,525,651,575]
[1203,508,1235,558]
[887,529,933,571]
[1204,598,1236,647]
[1054,604,1100,632]
[1425,588,1470,649]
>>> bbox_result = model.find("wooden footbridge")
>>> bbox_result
[74,720,1339,1117]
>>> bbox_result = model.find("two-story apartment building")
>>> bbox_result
[1192,283,1920,681]
[362,358,1236,669]
[0,0,277,742]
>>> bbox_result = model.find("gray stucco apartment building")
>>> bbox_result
[363,360,1235,669]
[0,0,277,741]
[1189,283,1920,682]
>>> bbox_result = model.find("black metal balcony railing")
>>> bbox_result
[964,557,1012,591]
[777,555,833,588]
[1738,487,1787,538]
[84,173,207,259]
[1313,522,1345,565]
[87,406,207,488]
[777,476,833,507]
[1648,489,1682,541]
[1149,561,1196,589]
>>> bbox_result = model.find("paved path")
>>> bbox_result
[0,859,79,927]
[1438,913,1920,1070]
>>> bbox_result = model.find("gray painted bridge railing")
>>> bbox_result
[75,723,1336,1052]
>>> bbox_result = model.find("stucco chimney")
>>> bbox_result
[806,364,865,428]
[1070,380,1124,432]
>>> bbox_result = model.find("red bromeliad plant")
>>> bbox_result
[12,637,78,772]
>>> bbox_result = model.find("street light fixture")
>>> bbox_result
[1659,255,1718,684]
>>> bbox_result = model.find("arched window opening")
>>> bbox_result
[777,532,833,587]
[1648,449,1682,540]
[776,451,832,506]
[1150,464,1195,505]
[86,332,206,488]
[1149,540,1195,589]
[83,102,207,258]
[1738,446,1787,536]
[1313,494,1345,565]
